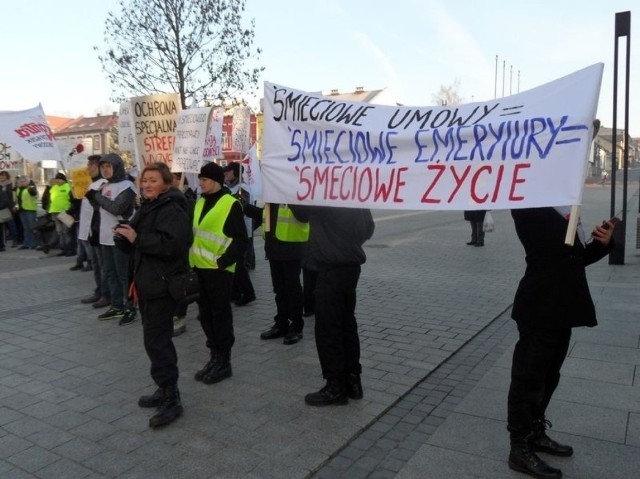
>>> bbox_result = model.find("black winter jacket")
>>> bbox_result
[128,188,192,300]
[511,207,613,329]
[289,205,374,272]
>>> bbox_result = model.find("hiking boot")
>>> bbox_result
[283,327,302,345]
[509,433,562,479]
[149,384,183,428]
[531,419,573,457]
[194,351,218,381]
[260,325,286,340]
[173,316,186,337]
[202,351,232,384]
[97,307,125,321]
[138,387,164,408]
[305,378,348,406]
[119,309,137,326]
[346,373,363,400]
[81,295,100,304]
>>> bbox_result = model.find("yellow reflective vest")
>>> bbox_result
[189,195,237,272]
[18,187,38,212]
[49,183,71,213]
[267,205,309,242]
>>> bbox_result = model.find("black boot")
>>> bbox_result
[531,418,573,457]
[138,387,163,408]
[149,384,183,428]
[305,378,348,406]
[346,373,363,400]
[202,350,232,384]
[509,433,562,479]
[194,350,218,381]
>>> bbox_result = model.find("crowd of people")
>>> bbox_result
[0,156,375,430]
[1,130,616,478]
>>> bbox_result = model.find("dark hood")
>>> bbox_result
[99,153,127,183]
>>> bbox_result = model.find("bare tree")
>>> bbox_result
[431,80,464,106]
[94,0,263,108]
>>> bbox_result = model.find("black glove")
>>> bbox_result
[85,189,97,201]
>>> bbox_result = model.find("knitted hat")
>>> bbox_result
[199,162,225,185]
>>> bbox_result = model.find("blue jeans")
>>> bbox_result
[101,245,133,311]
[19,211,37,248]
[77,238,94,264]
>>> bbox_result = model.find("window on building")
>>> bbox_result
[222,132,230,150]
[94,135,101,152]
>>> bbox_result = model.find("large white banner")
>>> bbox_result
[130,93,182,169]
[262,64,603,210]
[0,104,62,163]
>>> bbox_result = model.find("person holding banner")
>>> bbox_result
[243,202,309,345]
[289,205,375,406]
[190,162,248,385]
[507,208,614,479]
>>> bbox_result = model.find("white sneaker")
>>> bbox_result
[173,316,186,337]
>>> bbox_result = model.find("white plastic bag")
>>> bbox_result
[483,212,495,233]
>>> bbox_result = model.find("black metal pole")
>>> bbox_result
[609,11,631,265]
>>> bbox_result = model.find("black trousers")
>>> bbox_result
[314,265,362,380]
[507,323,571,436]
[470,220,485,244]
[140,295,179,388]
[302,266,317,315]
[196,268,235,353]
[232,256,255,300]
[269,258,304,332]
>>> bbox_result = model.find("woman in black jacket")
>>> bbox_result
[114,162,192,428]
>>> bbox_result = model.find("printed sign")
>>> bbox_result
[232,106,251,154]
[202,107,224,162]
[118,102,135,152]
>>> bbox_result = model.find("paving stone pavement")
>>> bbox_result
[0,181,638,478]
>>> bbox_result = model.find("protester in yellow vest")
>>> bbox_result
[44,172,75,256]
[243,202,309,345]
[190,162,248,386]
[16,176,39,249]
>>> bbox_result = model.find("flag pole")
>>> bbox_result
[564,205,580,246]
